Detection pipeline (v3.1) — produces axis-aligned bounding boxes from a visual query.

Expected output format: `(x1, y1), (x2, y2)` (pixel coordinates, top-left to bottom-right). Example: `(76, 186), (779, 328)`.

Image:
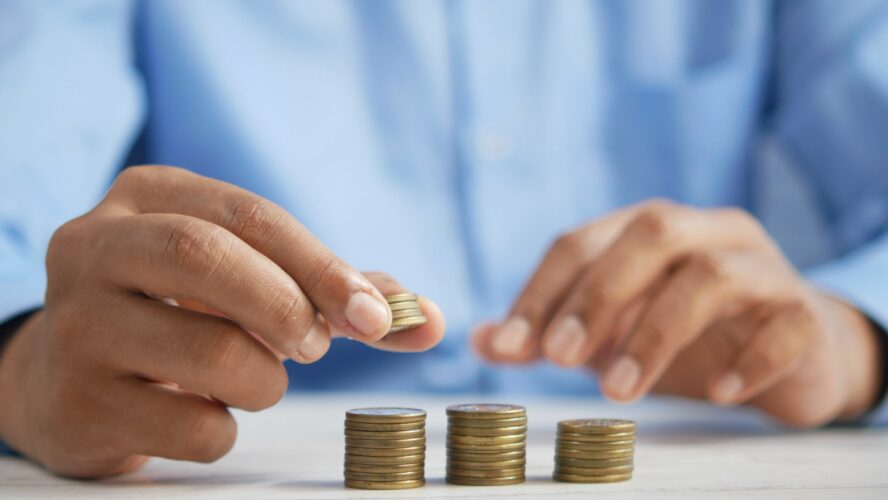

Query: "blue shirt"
(1, 1), (887, 420)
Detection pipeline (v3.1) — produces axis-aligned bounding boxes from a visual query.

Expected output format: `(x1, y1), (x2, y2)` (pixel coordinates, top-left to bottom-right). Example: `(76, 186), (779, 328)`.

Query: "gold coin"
(346, 436), (425, 449)
(557, 430), (635, 442)
(446, 404), (526, 419)
(446, 441), (525, 453)
(446, 475), (525, 486)
(447, 433), (526, 446)
(558, 419), (636, 434)
(345, 428), (425, 439)
(554, 464), (634, 476)
(448, 425), (527, 436)
(345, 462), (424, 474)
(555, 447), (634, 460)
(555, 438), (634, 449)
(553, 472), (632, 483)
(384, 293), (418, 303)
(448, 416), (527, 428)
(345, 453), (425, 466)
(391, 308), (424, 319)
(346, 407), (426, 424)
(389, 316), (428, 333)
(446, 466), (525, 478)
(345, 470), (424, 481)
(344, 478), (424, 490)
(345, 420), (425, 432)
(446, 449), (526, 462)
(345, 445), (426, 457)
(555, 456), (633, 468)
(447, 458), (526, 470)
(388, 300), (421, 311)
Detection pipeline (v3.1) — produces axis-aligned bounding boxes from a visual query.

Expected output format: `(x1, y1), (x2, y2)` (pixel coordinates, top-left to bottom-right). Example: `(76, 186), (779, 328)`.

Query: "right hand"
(0, 166), (445, 478)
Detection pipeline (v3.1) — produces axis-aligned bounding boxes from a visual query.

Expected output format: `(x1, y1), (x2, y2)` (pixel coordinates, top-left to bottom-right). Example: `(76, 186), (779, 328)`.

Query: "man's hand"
(473, 200), (883, 427)
(0, 166), (445, 478)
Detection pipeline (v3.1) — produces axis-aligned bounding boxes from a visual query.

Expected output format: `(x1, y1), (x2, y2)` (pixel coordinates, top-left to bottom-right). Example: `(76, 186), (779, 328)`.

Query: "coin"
(447, 416), (528, 428)
(555, 456), (633, 468)
(344, 478), (425, 490)
(555, 447), (634, 460)
(344, 420), (426, 431)
(446, 404), (526, 419)
(554, 464), (634, 476)
(446, 475), (525, 486)
(558, 419), (636, 434)
(384, 293), (418, 303)
(346, 436), (425, 449)
(446, 466), (525, 478)
(447, 458), (526, 470)
(345, 470), (424, 481)
(446, 449), (526, 462)
(345, 453), (425, 466)
(389, 316), (428, 329)
(556, 431), (635, 442)
(447, 425), (527, 436)
(391, 308), (424, 319)
(388, 301), (421, 311)
(346, 408), (426, 424)
(447, 433), (526, 446)
(446, 440), (526, 453)
(345, 462), (425, 474)
(345, 428), (425, 439)
(554, 439), (635, 450)
(345, 445), (426, 457)
(553, 472), (632, 483)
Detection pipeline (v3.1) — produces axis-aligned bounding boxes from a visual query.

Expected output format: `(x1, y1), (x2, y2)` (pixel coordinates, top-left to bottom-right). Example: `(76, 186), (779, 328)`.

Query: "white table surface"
(2, 393), (886, 499)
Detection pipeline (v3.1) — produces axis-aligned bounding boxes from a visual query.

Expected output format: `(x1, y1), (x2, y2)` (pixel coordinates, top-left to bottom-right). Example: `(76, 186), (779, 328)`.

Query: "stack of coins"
(385, 293), (427, 333)
(553, 419), (636, 483)
(446, 404), (527, 486)
(344, 408), (426, 490)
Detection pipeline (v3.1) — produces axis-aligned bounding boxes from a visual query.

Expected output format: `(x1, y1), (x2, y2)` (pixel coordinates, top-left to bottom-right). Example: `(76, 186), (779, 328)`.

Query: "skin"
(473, 200), (884, 428)
(0, 166), (445, 478)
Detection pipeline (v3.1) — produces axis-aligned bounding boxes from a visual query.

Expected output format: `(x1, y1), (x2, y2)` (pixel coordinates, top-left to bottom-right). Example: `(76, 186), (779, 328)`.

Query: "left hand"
(472, 200), (883, 427)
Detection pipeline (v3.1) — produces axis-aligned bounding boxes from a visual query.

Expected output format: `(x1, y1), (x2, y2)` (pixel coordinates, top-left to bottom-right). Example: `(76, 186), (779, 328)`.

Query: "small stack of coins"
(344, 408), (426, 490)
(446, 404), (527, 486)
(553, 418), (636, 483)
(385, 293), (427, 333)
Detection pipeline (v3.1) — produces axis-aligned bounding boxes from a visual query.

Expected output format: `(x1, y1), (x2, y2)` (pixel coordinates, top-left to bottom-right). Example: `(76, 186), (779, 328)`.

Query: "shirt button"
(474, 131), (511, 163)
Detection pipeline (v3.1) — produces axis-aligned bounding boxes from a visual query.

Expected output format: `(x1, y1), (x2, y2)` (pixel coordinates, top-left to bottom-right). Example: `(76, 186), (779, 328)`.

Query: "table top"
(2, 393), (886, 499)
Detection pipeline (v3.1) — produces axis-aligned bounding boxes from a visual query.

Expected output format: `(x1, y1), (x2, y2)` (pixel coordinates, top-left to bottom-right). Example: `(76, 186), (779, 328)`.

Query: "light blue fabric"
(1, 1), (887, 417)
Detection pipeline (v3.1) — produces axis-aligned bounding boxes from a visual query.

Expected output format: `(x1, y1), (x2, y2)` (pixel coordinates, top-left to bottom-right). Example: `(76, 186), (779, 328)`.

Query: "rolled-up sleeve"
(0, 0), (144, 325)
(772, 0), (888, 423)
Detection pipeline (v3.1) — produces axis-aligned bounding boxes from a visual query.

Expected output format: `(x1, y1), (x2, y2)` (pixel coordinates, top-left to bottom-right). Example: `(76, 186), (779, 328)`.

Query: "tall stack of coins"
(446, 404), (527, 486)
(344, 408), (426, 490)
(553, 419), (636, 483)
(385, 293), (427, 333)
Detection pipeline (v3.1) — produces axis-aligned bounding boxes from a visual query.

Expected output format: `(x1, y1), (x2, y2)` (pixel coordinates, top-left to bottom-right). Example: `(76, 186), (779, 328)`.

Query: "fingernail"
(345, 291), (390, 337)
(295, 324), (329, 362)
(603, 356), (641, 398)
(711, 371), (743, 404)
(544, 316), (587, 366)
(491, 317), (531, 357)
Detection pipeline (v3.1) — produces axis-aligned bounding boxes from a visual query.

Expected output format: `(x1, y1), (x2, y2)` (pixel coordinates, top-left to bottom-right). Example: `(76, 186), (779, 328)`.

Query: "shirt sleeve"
(771, 0), (888, 424)
(0, 0), (144, 325)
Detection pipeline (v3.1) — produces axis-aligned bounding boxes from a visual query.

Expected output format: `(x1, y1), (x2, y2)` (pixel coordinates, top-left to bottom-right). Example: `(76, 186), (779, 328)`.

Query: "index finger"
(105, 166), (392, 341)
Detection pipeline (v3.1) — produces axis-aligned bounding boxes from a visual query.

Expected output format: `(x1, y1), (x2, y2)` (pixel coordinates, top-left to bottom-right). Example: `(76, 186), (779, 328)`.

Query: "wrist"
(0, 310), (41, 454)
(821, 296), (884, 421)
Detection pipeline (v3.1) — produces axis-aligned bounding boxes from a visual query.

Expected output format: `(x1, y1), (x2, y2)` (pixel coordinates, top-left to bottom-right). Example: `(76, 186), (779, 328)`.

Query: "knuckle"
(630, 208), (674, 243)
(579, 278), (619, 314)
(187, 409), (236, 463)
(301, 253), (342, 296)
(205, 331), (247, 374)
(550, 232), (585, 260)
(46, 218), (86, 273)
(686, 252), (729, 284)
(635, 324), (671, 356)
(229, 198), (285, 242)
(266, 286), (312, 330)
(162, 221), (230, 278)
